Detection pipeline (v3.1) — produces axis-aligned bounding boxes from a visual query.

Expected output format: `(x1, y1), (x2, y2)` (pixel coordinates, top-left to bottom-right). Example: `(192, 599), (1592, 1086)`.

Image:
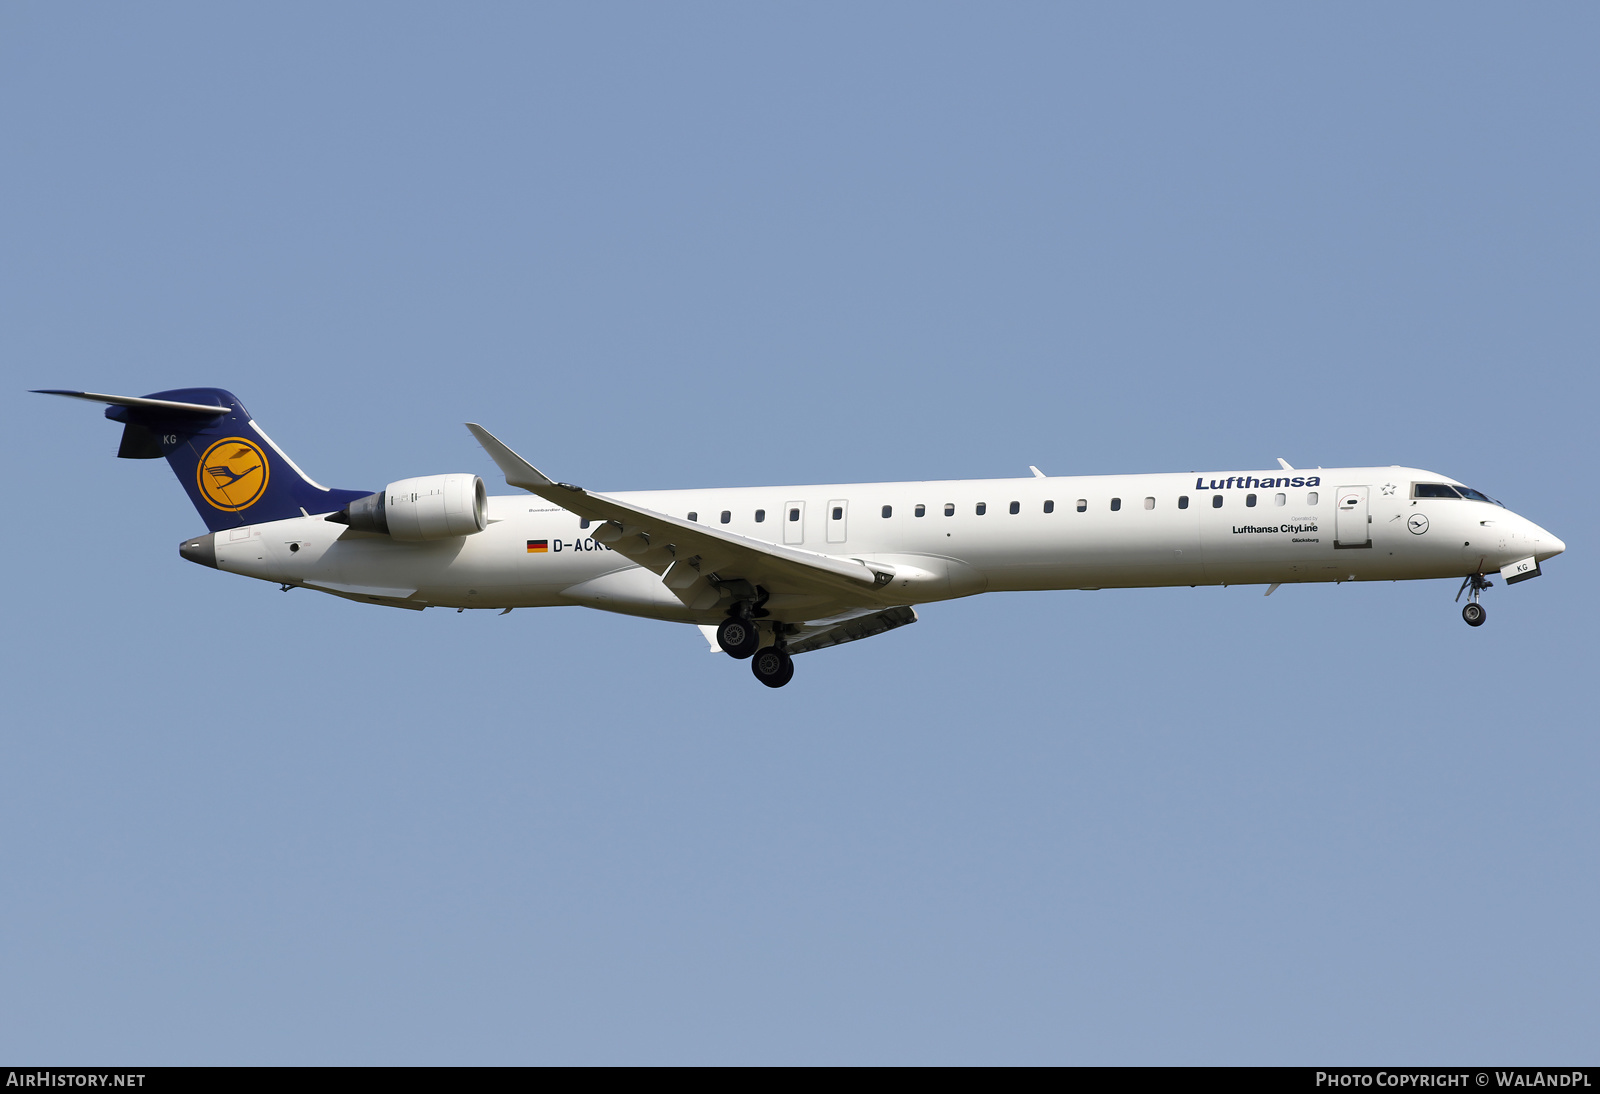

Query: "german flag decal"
(527, 540), (548, 553)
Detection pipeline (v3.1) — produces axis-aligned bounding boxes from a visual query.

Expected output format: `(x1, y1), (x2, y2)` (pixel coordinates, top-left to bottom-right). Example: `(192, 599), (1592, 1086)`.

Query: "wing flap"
(787, 605), (919, 656)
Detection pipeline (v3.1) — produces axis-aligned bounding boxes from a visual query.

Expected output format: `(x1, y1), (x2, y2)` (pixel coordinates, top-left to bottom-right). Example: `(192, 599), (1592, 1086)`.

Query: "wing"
(467, 423), (896, 612)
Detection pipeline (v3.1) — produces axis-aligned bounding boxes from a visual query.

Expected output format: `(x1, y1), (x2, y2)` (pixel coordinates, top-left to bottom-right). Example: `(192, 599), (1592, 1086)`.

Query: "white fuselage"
(204, 466), (1565, 623)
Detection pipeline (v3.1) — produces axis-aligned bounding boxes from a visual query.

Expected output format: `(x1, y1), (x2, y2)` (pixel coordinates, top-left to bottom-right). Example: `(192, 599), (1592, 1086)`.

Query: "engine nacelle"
(329, 474), (487, 541)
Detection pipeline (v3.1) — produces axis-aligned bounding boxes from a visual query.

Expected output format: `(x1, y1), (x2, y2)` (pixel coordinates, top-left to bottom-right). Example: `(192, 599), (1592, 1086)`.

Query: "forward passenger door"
(1335, 486), (1370, 548)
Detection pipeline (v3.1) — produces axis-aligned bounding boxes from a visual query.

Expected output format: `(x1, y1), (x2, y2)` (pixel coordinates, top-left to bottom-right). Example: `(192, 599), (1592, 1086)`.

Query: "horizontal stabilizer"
(32, 389), (229, 417)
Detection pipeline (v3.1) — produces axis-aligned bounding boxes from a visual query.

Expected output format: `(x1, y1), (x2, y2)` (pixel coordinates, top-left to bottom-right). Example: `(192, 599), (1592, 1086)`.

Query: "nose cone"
(179, 532), (218, 569)
(1524, 520), (1565, 561)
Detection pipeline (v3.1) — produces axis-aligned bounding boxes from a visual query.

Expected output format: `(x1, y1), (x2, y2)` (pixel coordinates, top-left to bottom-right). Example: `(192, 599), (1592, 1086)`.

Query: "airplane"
(33, 387), (1566, 688)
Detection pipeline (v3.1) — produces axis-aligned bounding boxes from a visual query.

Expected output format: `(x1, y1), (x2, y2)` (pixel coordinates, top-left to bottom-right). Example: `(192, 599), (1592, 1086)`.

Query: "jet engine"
(328, 474), (487, 541)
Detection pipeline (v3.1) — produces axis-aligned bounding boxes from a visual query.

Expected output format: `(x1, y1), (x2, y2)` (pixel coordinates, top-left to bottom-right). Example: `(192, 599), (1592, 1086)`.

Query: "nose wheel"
(1456, 572), (1492, 627)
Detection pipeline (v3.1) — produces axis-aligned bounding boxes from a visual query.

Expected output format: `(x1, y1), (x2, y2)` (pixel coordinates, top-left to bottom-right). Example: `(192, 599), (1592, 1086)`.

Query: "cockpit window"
(1413, 482), (1502, 505)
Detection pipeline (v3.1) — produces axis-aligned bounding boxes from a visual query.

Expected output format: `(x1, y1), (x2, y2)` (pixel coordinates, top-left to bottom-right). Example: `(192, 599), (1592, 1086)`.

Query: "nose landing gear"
(1456, 572), (1492, 627)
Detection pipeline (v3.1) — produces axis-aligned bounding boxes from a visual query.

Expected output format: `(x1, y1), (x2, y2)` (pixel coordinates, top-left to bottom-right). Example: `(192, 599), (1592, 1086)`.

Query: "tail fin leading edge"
(34, 387), (371, 531)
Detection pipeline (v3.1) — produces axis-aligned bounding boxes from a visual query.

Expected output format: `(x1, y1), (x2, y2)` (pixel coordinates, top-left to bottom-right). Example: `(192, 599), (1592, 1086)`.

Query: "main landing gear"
(715, 616), (760, 659)
(716, 592), (795, 686)
(750, 645), (795, 688)
(1456, 572), (1492, 627)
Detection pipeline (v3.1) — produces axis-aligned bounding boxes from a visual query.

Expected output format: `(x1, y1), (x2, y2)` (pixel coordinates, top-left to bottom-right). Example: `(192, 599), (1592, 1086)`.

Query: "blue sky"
(2, 3), (1595, 1064)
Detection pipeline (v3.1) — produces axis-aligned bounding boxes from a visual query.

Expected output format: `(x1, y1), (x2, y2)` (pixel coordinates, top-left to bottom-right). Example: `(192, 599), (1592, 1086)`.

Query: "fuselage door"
(783, 501), (806, 545)
(826, 499), (848, 544)
(1335, 486), (1370, 548)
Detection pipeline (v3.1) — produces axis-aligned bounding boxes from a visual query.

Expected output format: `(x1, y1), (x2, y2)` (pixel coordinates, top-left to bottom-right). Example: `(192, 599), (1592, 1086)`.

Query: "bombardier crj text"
(36, 388), (1566, 688)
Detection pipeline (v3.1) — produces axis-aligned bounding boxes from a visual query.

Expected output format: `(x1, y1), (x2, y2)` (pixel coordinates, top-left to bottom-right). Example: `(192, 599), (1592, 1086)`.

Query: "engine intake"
(328, 474), (487, 541)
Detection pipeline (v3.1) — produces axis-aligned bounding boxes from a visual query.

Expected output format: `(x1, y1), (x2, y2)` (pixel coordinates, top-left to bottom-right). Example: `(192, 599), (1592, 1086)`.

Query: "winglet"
(1029, 465), (1046, 479)
(1276, 458), (1294, 471)
(465, 424), (556, 492)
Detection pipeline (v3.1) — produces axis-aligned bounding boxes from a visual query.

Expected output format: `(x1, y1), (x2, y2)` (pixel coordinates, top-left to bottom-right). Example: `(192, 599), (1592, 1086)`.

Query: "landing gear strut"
(1456, 572), (1491, 627)
(751, 645), (794, 688)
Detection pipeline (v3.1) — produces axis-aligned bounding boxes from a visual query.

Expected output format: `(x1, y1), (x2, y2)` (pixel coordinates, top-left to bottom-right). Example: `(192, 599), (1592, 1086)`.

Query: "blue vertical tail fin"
(33, 388), (371, 531)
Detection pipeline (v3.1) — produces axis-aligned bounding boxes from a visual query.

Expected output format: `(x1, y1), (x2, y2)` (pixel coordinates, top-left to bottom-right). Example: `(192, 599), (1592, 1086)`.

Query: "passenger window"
(688, 511), (698, 522)
(755, 509), (765, 523)
(1307, 492), (1318, 506)
(1009, 500), (1020, 514)
(720, 510), (731, 524)
(975, 502), (987, 516)
(1178, 496), (1189, 509)
(1144, 497), (1154, 510)
(1212, 495), (1223, 508)
(788, 508), (800, 522)
(1043, 500), (1055, 513)
(1273, 493), (1285, 507)
(944, 503), (955, 516)
(915, 504), (926, 517)
(1246, 493), (1257, 507)
(1076, 499), (1087, 512)
(832, 507), (843, 520)
(881, 505), (892, 519)
(579, 518), (590, 529)
(1110, 498), (1121, 511)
